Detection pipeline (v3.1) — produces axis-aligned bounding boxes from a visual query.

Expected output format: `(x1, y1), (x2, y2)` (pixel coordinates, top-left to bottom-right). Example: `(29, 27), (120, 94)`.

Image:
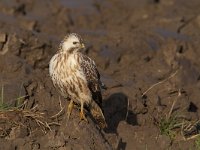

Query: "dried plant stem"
(125, 98), (129, 121)
(1, 85), (4, 104)
(184, 134), (200, 140)
(142, 69), (179, 97)
(167, 89), (181, 120)
(50, 97), (64, 118)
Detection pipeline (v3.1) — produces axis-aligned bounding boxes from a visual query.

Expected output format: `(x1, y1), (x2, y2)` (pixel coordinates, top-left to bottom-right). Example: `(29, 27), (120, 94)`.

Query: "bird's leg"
(80, 101), (88, 122)
(67, 100), (74, 119)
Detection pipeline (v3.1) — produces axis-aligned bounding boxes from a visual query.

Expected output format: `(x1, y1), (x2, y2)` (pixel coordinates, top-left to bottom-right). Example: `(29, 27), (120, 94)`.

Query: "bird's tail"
(90, 101), (107, 129)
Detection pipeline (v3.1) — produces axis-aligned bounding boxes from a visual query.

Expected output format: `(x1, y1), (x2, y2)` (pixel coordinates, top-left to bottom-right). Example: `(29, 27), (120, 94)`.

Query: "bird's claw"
(80, 111), (88, 123)
(67, 100), (74, 120)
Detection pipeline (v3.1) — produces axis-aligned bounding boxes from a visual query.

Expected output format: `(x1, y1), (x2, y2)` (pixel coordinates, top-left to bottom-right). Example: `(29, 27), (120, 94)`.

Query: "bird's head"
(60, 33), (85, 53)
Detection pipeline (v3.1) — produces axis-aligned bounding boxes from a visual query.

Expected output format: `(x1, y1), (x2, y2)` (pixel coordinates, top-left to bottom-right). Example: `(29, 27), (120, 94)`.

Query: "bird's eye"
(73, 42), (78, 45)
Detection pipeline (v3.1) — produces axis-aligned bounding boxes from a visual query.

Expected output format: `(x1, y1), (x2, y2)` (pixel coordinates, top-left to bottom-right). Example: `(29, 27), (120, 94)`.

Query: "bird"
(49, 33), (107, 128)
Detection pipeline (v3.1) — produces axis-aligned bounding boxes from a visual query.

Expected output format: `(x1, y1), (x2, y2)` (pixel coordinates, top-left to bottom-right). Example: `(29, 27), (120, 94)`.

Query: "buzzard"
(49, 33), (107, 128)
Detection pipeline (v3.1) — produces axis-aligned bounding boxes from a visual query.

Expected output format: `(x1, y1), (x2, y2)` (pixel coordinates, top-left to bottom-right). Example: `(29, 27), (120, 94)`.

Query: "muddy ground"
(0, 0), (200, 149)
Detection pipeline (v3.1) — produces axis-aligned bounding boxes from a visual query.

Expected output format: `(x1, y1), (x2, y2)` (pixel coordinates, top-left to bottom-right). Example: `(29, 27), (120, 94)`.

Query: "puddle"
(0, 13), (16, 24)
(80, 29), (107, 36)
(146, 38), (160, 51)
(59, 0), (97, 14)
(155, 28), (190, 41)
(100, 47), (115, 58)
(100, 46), (121, 63)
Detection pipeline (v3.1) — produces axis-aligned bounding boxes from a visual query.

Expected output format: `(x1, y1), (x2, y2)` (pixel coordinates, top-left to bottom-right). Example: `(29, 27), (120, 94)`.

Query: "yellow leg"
(67, 100), (74, 119)
(80, 101), (88, 122)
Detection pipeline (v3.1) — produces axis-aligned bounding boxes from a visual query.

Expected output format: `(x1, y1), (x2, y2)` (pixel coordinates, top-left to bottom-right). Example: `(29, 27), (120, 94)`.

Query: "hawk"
(49, 33), (107, 128)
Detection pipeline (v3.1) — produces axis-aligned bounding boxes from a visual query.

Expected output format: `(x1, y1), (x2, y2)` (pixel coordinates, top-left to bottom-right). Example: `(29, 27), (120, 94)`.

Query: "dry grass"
(50, 96), (65, 119)
(142, 69), (179, 97)
(0, 105), (53, 137)
(143, 71), (200, 141)
(0, 84), (60, 138)
(157, 89), (200, 141)
(195, 136), (200, 149)
(0, 85), (26, 111)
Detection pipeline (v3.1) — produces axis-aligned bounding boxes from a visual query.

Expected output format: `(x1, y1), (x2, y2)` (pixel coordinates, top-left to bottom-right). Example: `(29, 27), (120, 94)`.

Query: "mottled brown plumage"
(49, 33), (107, 128)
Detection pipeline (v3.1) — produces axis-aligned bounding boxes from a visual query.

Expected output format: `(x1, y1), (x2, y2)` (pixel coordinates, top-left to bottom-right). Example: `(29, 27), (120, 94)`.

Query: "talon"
(80, 111), (88, 122)
(80, 101), (88, 122)
(67, 100), (74, 119)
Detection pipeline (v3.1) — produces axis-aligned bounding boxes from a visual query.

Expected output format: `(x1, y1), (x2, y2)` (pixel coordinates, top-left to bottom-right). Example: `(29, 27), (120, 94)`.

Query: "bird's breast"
(49, 52), (91, 103)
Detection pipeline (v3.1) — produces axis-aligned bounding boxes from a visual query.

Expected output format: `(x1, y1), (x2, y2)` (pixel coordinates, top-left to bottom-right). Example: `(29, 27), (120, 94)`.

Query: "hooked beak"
(81, 43), (85, 49)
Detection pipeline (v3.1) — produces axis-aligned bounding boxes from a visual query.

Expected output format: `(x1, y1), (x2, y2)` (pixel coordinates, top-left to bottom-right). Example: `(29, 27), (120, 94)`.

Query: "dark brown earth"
(1, 0), (200, 149)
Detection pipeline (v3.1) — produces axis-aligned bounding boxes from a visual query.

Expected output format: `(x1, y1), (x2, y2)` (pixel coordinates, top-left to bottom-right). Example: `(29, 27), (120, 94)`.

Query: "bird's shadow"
(103, 92), (137, 133)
